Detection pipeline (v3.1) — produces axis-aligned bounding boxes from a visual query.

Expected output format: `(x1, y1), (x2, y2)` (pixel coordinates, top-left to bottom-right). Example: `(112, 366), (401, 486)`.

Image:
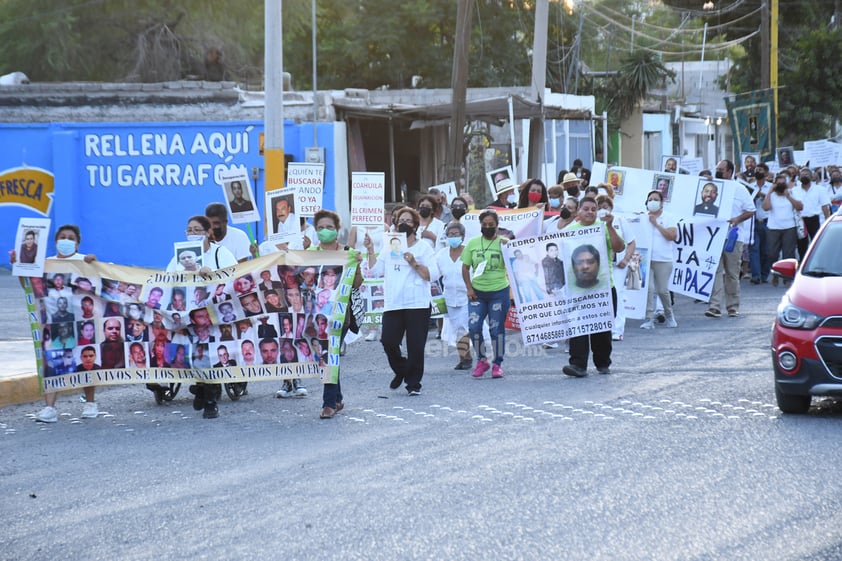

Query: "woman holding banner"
(10, 225), (99, 423)
(161, 215), (237, 420)
(307, 209), (363, 419)
(365, 208), (437, 396)
(639, 191), (679, 330)
(461, 210), (511, 379)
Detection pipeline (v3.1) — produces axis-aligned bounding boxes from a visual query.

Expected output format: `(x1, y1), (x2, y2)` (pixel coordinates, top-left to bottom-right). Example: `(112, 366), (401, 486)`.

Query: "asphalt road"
(3, 276), (842, 561)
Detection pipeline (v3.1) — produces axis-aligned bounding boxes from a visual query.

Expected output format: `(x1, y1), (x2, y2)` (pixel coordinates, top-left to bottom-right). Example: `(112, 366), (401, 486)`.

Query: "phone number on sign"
(525, 321), (613, 344)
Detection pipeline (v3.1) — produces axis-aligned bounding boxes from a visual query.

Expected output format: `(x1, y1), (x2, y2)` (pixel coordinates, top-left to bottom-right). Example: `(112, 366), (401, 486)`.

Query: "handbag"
(793, 208), (807, 240)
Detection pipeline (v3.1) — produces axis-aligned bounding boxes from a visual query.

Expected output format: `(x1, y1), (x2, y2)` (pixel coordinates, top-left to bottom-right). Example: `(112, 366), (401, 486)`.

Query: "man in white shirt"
(706, 160), (755, 319)
(794, 169), (830, 260)
(205, 203), (252, 262)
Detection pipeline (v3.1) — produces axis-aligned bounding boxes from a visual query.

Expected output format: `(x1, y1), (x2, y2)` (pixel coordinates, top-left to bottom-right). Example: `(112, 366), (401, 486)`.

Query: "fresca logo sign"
(0, 167), (54, 216)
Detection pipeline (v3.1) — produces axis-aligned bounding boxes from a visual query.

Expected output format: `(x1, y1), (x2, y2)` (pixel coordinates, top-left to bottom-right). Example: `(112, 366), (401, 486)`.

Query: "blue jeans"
(469, 287), (511, 366)
(322, 324), (349, 408)
(749, 219), (769, 281)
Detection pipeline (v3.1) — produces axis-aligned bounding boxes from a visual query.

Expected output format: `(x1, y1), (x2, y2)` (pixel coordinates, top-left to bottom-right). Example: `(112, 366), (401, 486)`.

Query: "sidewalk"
(0, 269), (41, 407)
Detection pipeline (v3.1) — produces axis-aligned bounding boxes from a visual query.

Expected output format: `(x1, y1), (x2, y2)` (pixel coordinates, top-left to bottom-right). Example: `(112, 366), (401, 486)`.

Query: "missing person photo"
(693, 179), (723, 217)
(661, 155), (680, 173)
(652, 174), (675, 203)
(226, 179), (255, 213)
(606, 169), (625, 195)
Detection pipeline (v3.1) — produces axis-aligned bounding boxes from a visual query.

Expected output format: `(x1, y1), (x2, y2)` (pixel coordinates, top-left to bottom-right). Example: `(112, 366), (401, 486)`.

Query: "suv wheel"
(775, 386), (811, 414)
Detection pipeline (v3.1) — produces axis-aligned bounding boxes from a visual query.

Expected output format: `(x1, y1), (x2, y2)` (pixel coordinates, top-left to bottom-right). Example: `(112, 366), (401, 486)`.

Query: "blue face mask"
(56, 239), (77, 256)
(446, 236), (463, 248)
(548, 197), (561, 208)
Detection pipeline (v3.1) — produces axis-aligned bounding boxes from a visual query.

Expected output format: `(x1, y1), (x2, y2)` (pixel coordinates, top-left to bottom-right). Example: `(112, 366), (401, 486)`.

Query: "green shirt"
(461, 235), (510, 292)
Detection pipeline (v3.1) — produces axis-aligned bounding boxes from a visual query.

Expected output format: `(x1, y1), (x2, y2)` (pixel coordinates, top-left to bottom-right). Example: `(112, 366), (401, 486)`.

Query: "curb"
(0, 372), (42, 408)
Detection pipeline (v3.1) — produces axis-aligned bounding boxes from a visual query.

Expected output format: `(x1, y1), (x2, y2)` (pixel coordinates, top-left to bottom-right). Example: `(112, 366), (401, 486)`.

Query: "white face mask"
(56, 239), (77, 256)
(186, 234), (205, 242)
(597, 209), (608, 220)
(507, 193), (517, 204)
(646, 200), (661, 212)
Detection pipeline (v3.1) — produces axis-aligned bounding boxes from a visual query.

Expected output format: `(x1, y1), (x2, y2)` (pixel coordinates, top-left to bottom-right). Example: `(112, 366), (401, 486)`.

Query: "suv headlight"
(777, 300), (823, 329)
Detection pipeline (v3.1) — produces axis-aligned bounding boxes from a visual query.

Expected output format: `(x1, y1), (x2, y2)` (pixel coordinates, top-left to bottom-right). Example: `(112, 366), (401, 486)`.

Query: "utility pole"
(527, 0), (549, 180)
(264, 0), (284, 193)
(445, 0), (475, 186)
(761, 0), (769, 89)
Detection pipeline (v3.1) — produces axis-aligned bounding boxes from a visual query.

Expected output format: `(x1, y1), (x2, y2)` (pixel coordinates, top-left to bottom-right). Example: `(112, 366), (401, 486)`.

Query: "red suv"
(771, 213), (842, 413)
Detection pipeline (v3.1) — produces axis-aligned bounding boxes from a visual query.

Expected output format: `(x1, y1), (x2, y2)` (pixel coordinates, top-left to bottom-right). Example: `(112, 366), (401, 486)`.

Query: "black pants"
(568, 287), (617, 370)
(796, 215), (820, 260)
(381, 307), (431, 392)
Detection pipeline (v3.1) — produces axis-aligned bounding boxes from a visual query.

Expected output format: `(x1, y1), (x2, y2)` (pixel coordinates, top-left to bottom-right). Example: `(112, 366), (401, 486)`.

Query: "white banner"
(350, 172), (385, 228)
(287, 162), (325, 217)
(669, 217), (728, 301)
(462, 208), (543, 241)
(503, 225), (613, 346)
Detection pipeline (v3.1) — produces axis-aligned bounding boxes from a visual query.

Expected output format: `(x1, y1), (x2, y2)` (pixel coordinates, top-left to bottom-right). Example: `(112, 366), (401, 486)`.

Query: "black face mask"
(397, 222), (415, 235)
(560, 207), (572, 220)
(418, 207), (432, 218)
(212, 227), (224, 240)
(800, 176), (811, 185)
(714, 171), (726, 179)
(481, 226), (497, 239)
(775, 182), (787, 193)
(755, 171), (766, 180)
(567, 187), (580, 198)
(451, 207), (466, 220)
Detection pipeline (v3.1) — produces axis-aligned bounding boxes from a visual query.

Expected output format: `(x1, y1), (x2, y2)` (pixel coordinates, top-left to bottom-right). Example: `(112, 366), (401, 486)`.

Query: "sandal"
(320, 406), (336, 419)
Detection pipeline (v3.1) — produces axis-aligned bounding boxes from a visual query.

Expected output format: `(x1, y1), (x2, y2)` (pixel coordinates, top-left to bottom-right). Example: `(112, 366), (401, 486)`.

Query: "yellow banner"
(0, 167), (54, 216)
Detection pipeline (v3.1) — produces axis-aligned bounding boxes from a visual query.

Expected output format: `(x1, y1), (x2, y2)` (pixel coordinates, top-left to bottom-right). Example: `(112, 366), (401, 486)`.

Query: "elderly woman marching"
(435, 221), (472, 370)
(364, 207), (438, 395)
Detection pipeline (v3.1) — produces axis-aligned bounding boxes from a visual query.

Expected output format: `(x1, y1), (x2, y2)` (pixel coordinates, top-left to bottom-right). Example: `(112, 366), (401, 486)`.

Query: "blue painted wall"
(1, 120), (338, 269)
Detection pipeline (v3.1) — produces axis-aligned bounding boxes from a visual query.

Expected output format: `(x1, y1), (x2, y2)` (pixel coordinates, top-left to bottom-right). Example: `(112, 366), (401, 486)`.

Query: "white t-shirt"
(218, 227), (252, 261)
(796, 183), (830, 218)
(371, 241), (438, 311)
(435, 246), (468, 307)
(731, 183), (757, 244)
(648, 211), (679, 262)
(766, 189), (802, 230)
(417, 217), (444, 248)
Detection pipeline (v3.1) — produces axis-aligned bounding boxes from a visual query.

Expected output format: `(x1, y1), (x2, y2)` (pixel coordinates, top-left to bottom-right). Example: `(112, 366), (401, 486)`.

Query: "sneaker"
(472, 359), (490, 378)
(727, 309), (740, 318)
(203, 403), (219, 419)
(275, 380), (293, 398)
(612, 333), (623, 341)
(36, 406), (58, 423)
(189, 384), (206, 410)
(491, 364), (504, 379)
(454, 358), (473, 370)
(665, 315), (678, 328)
(292, 379), (308, 397)
(320, 406), (336, 419)
(542, 342), (559, 349)
(389, 374), (404, 390)
(562, 364), (588, 378)
(364, 331), (378, 342)
(640, 319), (655, 329)
(407, 389), (421, 396)
(705, 308), (722, 318)
(81, 401), (98, 418)
(750, 277), (761, 285)
(596, 366), (611, 375)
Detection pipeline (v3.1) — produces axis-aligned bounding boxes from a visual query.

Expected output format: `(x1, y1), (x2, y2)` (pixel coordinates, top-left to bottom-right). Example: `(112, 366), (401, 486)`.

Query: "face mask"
(212, 227), (224, 240)
(567, 187), (580, 197)
(560, 207), (572, 220)
(527, 192), (543, 204)
(597, 209), (609, 220)
(451, 207), (466, 220)
(548, 198), (561, 208)
(800, 176), (810, 184)
(646, 200), (661, 212)
(56, 239), (77, 256)
(397, 222), (415, 235)
(481, 226), (497, 239)
(446, 236), (463, 248)
(507, 194), (517, 205)
(755, 171), (766, 180)
(418, 207), (432, 218)
(187, 234), (205, 242)
(317, 228), (338, 243)
(714, 171), (725, 179)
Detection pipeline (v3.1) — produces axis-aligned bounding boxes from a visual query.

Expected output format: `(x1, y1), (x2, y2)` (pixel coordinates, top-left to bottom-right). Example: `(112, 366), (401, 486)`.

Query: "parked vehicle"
(771, 213), (842, 413)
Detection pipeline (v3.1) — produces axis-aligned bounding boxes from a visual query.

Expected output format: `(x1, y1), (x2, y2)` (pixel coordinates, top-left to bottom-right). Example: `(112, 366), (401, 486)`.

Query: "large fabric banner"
(462, 208), (544, 241)
(726, 88), (777, 165)
(502, 225), (613, 346)
(27, 251), (356, 392)
(669, 217), (728, 300)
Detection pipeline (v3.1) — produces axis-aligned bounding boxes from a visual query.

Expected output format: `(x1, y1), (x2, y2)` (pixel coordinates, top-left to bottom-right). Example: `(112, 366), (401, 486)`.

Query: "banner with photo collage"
(25, 250), (356, 392)
(502, 225), (613, 346)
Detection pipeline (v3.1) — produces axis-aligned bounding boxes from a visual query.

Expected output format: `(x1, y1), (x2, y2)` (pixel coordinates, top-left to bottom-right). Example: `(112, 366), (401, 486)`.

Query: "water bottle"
(724, 225), (739, 252)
